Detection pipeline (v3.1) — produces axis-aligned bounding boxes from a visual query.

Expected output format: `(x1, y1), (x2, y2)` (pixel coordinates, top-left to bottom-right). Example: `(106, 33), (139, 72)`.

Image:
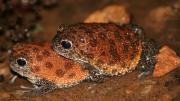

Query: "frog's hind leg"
(137, 39), (159, 78)
(83, 63), (105, 83)
(120, 23), (145, 40)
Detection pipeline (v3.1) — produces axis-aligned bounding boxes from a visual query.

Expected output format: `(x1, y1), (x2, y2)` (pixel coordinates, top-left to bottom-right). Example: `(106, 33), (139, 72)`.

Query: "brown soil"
(0, 0), (179, 101)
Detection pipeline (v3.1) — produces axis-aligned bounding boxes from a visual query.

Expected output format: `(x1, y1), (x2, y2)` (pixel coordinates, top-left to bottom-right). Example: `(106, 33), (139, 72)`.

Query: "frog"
(52, 23), (158, 79)
(9, 43), (90, 96)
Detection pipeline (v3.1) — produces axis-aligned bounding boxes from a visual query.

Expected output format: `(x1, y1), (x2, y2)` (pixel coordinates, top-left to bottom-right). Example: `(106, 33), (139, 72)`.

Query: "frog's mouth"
(10, 63), (29, 78)
(10, 63), (40, 84)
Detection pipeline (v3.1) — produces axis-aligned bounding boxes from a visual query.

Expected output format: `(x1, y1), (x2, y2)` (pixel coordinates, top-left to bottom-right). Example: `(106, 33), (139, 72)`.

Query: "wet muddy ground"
(0, 0), (180, 101)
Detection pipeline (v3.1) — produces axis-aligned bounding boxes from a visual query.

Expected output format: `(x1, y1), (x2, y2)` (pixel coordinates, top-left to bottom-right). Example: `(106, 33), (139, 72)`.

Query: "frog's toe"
(20, 85), (38, 90)
(138, 71), (151, 80)
(9, 75), (18, 84)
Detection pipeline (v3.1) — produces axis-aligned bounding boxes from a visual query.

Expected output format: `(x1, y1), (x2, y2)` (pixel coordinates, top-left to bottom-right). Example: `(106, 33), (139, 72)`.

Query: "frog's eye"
(16, 58), (27, 67)
(61, 40), (72, 49)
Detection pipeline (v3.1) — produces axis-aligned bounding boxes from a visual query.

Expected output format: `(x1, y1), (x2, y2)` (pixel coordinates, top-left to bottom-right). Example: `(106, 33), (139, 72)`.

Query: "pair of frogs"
(9, 23), (158, 96)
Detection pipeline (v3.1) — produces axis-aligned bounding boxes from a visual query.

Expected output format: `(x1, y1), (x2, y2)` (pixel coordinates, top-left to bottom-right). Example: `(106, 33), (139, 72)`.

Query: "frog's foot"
(20, 85), (38, 90)
(137, 39), (159, 78)
(20, 79), (58, 97)
(88, 72), (105, 83)
(138, 71), (151, 80)
(16, 85), (37, 95)
(83, 63), (105, 83)
(9, 75), (18, 84)
(22, 85), (57, 97)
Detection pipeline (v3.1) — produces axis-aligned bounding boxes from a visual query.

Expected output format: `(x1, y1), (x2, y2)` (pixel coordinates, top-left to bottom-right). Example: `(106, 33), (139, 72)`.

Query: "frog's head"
(9, 43), (41, 83)
(52, 23), (93, 64)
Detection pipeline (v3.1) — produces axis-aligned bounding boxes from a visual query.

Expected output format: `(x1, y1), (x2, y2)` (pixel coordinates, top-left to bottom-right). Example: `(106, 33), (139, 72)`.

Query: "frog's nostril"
(16, 58), (27, 67)
(61, 40), (72, 49)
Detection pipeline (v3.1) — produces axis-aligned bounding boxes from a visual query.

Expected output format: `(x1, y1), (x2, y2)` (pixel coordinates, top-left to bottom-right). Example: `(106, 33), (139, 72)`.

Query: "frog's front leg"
(83, 63), (105, 83)
(24, 85), (57, 97)
(24, 79), (58, 96)
(137, 39), (159, 79)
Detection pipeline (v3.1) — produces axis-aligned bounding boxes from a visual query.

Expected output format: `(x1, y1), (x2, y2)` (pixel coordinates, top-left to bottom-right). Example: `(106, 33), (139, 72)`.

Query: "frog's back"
(53, 23), (144, 75)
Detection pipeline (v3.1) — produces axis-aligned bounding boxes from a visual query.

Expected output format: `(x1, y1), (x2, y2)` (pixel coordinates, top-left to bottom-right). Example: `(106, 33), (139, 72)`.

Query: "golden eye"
(61, 40), (72, 49)
(16, 58), (27, 67)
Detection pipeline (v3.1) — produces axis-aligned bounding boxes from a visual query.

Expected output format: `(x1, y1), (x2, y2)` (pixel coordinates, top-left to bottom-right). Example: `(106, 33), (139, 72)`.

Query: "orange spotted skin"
(10, 43), (89, 88)
(53, 23), (144, 75)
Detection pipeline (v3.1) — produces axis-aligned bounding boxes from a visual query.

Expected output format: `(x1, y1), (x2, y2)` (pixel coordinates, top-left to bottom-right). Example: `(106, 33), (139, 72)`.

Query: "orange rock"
(153, 46), (180, 77)
(84, 5), (130, 24)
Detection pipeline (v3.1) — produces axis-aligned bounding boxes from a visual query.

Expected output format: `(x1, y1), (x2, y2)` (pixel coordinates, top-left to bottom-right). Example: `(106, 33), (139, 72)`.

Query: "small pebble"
(85, 5), (130, 24)
(153, 46), (180, 77)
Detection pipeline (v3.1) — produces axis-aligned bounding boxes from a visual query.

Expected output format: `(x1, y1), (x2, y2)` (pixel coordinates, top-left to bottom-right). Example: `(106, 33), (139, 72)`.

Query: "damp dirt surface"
(0, 0), (180, 101)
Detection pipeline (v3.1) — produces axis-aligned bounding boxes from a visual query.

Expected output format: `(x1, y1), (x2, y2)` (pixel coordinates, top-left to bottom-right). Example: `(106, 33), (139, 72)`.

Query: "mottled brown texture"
(32, 47), (39, 52)
(10, 43), (89, 86)
(31, 66), (40, 73)
(56, 69), (65, 78)
(36, 55), (43, 61)
(53, 23), (143, 75)
(68, 73), (76, 78)
(64, 61), (74, 70)
(42, 50), (50, 56)
(45, 62), (53, 69)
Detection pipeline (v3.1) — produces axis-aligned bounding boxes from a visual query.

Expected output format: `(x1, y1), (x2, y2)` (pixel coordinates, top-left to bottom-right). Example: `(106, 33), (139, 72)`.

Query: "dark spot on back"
(45, 62), (53, 69)
(101, 51), (106, 56)
(68, 73), (76, 78)
(123, 43), (129, 52)
(64, 61), (73, 70)
(36, 55), (43, 61)
(114, 31), (121, 42)
(108, 40), (120, 64)
(42, 50), (50, 56)
(89, 39), (97, 47)
(32, 47), (39, 52)
(56, 69), (65, 78)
